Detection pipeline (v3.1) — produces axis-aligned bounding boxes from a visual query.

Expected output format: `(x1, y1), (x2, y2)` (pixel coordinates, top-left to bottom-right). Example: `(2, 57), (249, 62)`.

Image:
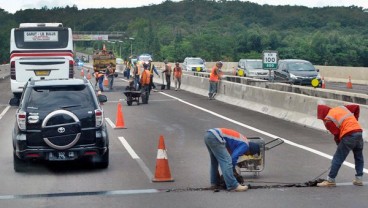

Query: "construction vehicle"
(92, 44), (116, 73)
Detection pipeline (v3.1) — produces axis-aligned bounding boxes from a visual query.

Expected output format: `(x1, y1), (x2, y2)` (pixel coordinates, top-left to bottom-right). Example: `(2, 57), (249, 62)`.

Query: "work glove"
(334, 136), (340, 145)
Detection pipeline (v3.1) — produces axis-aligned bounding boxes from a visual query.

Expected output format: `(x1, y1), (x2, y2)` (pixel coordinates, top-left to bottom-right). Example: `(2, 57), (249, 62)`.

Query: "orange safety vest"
(94, 71), (104, 78)
(208, 128), (248, 144)
(140, 70), (151, 85)
(209, 66), (220, 82)
(174, 66), (182, 78)
(325, 106), (362, 139)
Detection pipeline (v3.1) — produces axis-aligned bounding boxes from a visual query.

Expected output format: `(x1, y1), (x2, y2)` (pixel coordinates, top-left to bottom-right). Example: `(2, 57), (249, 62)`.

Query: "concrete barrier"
(0, 64), (9, 79)
(153, 73), (368, 141)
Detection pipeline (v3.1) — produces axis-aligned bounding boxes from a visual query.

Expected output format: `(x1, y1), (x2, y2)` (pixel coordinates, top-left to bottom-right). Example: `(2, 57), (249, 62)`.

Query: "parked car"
(273, 59), (321, 86)
(182, 57), (206, 72)
(10, 78), (109, 172)
(237, 59), (272, 79)
(138, 54), (152, 63)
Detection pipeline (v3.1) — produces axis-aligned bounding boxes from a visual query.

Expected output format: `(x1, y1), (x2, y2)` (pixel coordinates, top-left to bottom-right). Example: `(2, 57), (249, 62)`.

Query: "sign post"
(262, 50), (278, 81)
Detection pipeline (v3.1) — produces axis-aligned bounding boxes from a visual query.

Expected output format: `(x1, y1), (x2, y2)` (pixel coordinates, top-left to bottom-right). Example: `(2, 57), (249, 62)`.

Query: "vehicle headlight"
(289, 73), (298, 79)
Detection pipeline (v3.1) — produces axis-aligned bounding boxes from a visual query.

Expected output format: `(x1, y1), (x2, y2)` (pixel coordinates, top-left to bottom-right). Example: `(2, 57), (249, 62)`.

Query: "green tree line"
(0, 0), (367, 66)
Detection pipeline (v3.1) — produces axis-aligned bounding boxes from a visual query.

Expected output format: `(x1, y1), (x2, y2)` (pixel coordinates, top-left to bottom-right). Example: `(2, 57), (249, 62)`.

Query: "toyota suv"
(10, 78), (109, 172)
(182, 57), (206, 72)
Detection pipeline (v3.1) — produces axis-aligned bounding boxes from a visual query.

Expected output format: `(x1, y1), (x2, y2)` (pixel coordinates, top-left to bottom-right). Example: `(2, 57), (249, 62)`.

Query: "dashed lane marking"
(160, 92), (368, 174)
(0, 105), (10, 120)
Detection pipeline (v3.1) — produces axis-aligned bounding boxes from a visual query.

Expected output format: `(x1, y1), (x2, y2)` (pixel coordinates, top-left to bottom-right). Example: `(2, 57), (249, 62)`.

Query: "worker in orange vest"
(317, 104), (364, 187)
(208, 61), (223, 100)
(140, 63), (151, 104)
(94, 70), (105, 92)
(133, 60), (141, 90)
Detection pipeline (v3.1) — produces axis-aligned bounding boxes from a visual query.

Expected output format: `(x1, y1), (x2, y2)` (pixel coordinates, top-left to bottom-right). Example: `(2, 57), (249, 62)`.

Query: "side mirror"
(9, 97), (20, 106)
(97, 94), (108, 103)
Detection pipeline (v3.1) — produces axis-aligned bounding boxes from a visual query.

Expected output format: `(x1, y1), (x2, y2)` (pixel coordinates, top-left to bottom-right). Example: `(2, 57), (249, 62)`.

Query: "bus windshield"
(14, 28), (69, 49)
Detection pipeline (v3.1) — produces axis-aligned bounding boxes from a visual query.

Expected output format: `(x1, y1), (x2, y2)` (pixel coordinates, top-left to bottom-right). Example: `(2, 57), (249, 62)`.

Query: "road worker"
(133, 60), (141, 90)
(148, 59), (160, 93)
(94, 70), (105, 92)
(162, 60), (172, 90)
(317, 104), (364, 187)
(204, 128), (260, 192)
(208, 61), (223, 99)
(140, 63), (151, 104)
(173, 62), (183, 91)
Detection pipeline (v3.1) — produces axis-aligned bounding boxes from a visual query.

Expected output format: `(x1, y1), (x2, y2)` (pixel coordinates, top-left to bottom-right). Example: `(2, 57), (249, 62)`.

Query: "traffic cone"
(115, 101), (126, 129)
(152, 135), (174, 182)
(87, 71), (91, 80)
(104, 76), (109, 87)
(321, 76), (326, 89)
(80, 68), (84, 77)
(346, 76), (353, 89)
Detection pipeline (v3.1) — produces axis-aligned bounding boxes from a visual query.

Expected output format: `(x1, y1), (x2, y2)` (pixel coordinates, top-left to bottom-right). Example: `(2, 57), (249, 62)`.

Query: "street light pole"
(129, 37), (134, 57)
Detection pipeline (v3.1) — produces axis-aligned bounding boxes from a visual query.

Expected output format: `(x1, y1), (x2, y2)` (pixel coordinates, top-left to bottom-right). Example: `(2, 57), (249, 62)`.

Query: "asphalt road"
(0, 68), (367, 208)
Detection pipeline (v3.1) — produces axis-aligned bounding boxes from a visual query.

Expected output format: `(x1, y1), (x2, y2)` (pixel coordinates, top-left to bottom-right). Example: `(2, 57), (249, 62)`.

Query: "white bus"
(10, 23), (74, 97)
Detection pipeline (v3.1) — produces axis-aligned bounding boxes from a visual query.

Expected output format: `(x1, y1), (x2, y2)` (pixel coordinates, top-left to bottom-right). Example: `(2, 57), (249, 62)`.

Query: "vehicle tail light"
(10, 61), (16, 80)
(84, 151), (97, 156)
(69, 60), (74, 78)
(17, 111), (26, 130)
(95, 110), (103, 127)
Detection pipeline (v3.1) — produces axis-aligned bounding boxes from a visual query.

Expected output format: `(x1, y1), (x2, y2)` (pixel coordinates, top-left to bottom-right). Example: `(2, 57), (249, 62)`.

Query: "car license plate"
(34, 70), (50, 76)
(48, 151), (75, 161)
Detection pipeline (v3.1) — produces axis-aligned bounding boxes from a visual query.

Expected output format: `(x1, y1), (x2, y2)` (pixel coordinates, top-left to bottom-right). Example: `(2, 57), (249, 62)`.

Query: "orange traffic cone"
(80, 68), (84, 77)
(321, 76), (326, 89)
(346, 76), (353, 89)
(152, 135), (174, 182)
(87, 70), (91, 80)
(103, 76), (109, 87)
(115, 101), (126, 129)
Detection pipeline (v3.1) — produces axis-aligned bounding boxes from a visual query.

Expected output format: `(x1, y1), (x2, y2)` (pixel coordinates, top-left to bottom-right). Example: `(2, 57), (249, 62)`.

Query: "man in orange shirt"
(209, 61), (223, 99)
(173, 62), (182, 91)
(317, 104), (364, 187)
(140, 63), (151, 104)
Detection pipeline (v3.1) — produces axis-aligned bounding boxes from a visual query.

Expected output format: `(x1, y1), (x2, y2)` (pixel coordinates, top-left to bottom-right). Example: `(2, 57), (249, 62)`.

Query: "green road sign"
(262, 50), (278, 69)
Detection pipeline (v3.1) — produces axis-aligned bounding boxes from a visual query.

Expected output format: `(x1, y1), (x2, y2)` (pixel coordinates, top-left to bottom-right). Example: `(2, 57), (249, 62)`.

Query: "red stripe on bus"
(10, 52), (73, 59)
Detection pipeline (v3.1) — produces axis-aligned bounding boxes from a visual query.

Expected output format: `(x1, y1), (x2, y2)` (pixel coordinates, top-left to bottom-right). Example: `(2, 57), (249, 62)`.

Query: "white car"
(182, 57), (206, 72)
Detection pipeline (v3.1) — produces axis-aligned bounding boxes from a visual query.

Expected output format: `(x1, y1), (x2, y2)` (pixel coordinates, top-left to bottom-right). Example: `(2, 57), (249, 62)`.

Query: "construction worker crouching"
(140, 63), (151, 104)
(94, 70), (105, 92)
(204, 128), (260, 192)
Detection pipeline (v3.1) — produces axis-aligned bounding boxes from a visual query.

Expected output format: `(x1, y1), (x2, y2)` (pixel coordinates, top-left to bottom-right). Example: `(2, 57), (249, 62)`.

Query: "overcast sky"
(0, 0), (367, 14)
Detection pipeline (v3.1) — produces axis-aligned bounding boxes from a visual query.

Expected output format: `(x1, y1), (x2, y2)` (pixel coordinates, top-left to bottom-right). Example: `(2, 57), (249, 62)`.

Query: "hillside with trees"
(1, 0), (367, 66)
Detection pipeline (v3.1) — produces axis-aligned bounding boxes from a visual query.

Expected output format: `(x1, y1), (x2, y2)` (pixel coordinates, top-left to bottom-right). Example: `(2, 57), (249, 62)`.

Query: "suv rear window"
(25, 85), (96, 110)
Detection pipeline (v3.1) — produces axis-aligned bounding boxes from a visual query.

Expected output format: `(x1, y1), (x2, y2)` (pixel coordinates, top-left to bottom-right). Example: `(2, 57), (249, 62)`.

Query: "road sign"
(262, 50), (278, 69)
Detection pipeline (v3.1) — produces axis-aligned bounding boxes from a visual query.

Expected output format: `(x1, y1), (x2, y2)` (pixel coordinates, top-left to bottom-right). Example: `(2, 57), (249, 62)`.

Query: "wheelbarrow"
(236, 137), (284, 176)
(123, 86), (141, 106)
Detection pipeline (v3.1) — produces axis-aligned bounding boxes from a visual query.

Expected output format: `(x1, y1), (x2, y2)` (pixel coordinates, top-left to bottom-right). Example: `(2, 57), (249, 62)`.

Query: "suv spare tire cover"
(42, 109), (81, 150)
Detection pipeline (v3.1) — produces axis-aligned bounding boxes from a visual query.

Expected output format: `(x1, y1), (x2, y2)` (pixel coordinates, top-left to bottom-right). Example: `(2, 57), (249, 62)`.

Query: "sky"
(0, 0), (367, 14)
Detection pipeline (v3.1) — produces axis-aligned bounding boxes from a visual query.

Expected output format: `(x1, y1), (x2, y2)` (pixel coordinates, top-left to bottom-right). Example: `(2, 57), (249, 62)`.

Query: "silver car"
(237, 59), (271, 79)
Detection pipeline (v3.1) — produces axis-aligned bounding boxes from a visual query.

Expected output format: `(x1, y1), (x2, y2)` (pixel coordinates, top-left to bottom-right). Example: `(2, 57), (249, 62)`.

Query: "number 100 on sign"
(263, 51), (278, 69)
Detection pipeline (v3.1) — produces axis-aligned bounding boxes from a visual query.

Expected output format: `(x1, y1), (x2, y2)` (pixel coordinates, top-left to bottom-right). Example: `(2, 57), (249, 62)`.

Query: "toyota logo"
(57, 127), (66, 133)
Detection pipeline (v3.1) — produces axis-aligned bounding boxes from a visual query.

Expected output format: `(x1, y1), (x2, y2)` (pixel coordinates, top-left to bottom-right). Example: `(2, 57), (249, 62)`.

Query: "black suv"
(10, 78), (109, 172)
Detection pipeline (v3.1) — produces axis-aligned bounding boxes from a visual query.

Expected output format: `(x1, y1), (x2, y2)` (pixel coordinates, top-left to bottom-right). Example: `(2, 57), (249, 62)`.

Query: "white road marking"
(118, 136), (154, 181)
(160, 92), (368, 174)
(105, 118), (116, 128)
(0, 105), (11, 120)
(118, 136), (139, 159)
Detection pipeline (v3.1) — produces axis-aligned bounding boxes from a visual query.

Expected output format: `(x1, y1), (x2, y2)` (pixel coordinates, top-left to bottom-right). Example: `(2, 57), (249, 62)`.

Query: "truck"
(92, 44), (116, 73)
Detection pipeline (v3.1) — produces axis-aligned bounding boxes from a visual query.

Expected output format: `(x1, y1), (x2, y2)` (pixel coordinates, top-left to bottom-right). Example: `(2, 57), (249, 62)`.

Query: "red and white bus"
(10, 23), (74, 97)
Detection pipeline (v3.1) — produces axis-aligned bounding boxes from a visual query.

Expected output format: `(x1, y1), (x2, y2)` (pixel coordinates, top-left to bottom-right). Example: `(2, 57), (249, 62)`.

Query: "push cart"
(123, 85), (141, 106)
(236, 137), (284, 176)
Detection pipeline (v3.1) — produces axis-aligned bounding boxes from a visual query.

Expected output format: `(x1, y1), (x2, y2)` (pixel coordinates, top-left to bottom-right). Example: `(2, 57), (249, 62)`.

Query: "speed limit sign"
(262, 50), (278, 69)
